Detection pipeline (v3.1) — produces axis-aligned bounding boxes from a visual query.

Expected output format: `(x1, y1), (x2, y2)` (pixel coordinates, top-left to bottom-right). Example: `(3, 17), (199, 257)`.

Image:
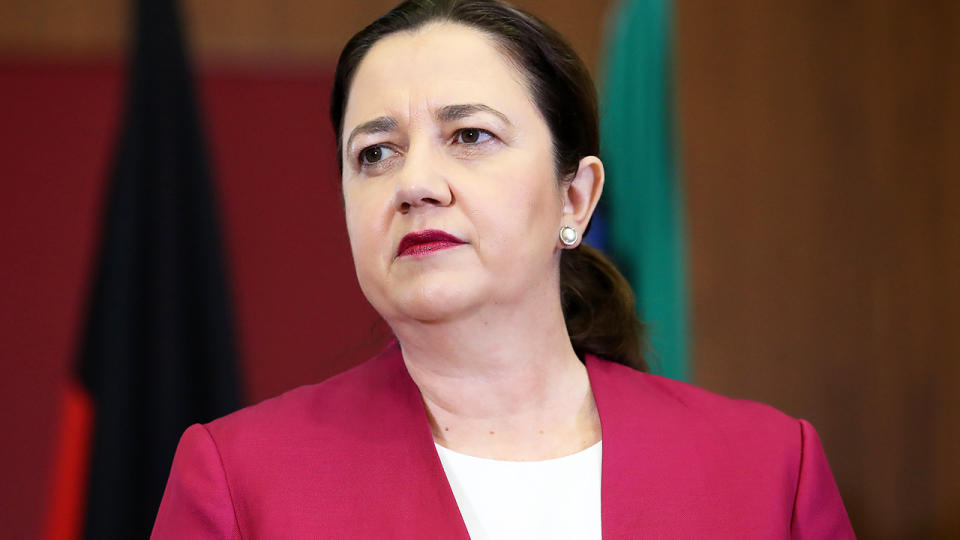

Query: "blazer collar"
(376, 339), (658, 539)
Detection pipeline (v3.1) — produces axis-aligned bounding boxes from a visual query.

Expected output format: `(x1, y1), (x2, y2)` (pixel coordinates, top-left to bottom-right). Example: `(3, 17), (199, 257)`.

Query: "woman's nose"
(393, 151), (453, 213)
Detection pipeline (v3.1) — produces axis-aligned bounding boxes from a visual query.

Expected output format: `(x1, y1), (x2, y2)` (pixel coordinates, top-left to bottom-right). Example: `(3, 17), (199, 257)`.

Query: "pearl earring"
(559, 225), (578, 246)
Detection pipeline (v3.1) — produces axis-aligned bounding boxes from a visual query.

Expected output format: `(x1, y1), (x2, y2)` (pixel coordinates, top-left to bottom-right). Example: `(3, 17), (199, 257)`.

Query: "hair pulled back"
(330, 0), (647, 372)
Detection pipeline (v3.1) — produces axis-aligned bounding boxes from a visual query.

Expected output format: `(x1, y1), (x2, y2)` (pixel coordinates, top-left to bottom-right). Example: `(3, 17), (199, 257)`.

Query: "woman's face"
(341, 22), (566, 323)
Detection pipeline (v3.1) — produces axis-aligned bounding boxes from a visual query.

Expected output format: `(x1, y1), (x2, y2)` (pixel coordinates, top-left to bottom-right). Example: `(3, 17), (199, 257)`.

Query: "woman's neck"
(391, 296), (602, 461)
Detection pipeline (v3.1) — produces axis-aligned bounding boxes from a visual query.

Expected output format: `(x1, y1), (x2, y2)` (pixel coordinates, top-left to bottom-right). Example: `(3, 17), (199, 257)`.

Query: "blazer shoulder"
(592, 358), (798, 435)
(649, 371), (795, 428)
(588, 357), (807, 484)
(590, 358), (859, 536)
(204, 348), (394, 443)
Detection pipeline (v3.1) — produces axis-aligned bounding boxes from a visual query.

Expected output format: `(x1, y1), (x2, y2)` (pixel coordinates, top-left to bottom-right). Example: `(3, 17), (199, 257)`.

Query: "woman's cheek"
(352, 196), (392, 275)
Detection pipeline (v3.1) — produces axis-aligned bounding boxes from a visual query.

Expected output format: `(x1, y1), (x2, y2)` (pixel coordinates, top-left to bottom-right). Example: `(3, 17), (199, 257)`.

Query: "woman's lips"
(397, 229), (467, 257)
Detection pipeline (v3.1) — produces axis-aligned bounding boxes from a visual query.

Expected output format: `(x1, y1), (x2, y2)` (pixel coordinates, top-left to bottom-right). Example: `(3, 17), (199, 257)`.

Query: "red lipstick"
(397, 229), (466, 257)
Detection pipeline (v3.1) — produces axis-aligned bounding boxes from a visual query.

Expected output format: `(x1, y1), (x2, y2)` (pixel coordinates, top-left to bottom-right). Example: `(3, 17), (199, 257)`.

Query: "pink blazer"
(152, 341), (855, 538)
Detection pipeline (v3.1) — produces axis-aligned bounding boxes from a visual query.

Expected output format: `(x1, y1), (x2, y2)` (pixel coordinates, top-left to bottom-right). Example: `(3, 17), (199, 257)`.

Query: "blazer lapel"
(588, 353), (659, 538)
(379, 341), (472, 539)
(586, 354), (716, 538)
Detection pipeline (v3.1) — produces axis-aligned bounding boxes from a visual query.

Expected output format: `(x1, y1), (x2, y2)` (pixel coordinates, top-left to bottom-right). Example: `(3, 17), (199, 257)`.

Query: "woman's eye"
(359, 145), (396, 165)
(455, 128), (493, 144)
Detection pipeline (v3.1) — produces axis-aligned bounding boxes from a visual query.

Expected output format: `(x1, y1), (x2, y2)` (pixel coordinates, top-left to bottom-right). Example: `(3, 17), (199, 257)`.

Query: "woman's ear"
(560, 156), (605, 247)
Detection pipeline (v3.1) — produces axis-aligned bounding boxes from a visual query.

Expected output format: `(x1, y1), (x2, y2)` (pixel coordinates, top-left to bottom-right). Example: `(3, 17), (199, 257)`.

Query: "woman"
(153, 1), (855, 538)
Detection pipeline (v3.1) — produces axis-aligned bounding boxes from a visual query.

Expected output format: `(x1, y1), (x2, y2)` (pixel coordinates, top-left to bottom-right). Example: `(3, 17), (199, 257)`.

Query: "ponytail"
(560, 244), (648, 372)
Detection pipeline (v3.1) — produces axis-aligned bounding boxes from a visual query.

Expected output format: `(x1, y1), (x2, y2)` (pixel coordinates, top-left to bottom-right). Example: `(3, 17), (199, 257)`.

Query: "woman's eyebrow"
(346, 105), (510, 150)
(436, 104), (513, 126)
(346, 116), (399, 151)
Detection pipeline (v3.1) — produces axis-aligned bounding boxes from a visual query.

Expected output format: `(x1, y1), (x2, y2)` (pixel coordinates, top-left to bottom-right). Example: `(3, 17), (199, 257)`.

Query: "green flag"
(600, 0), (689, 380)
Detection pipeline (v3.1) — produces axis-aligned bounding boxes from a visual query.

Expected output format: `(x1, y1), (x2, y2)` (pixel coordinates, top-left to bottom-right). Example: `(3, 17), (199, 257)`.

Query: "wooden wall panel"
(0, 0), (614, 71)
(676, 2), (960, 538)
(0, 0), (126, 57)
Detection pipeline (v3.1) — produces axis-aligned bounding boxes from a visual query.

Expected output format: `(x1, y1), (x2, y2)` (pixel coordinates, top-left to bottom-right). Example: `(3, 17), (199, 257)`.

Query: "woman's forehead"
(343, 22), (533, 127)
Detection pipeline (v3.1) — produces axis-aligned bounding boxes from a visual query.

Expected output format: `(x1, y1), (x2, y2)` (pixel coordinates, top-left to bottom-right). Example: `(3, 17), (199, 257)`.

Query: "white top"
(435, 441), (603, 540)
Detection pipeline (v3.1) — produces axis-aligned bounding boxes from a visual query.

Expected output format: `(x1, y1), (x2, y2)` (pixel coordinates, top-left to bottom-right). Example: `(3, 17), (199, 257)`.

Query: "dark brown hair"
(330, 0), (648, 371)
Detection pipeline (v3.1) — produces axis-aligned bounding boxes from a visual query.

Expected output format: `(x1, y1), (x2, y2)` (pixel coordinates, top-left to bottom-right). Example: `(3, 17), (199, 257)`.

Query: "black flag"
(76, 0), (243, 537)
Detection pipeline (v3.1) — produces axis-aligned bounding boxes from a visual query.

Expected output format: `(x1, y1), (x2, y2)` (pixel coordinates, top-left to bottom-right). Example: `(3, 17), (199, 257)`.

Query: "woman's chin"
(387, 282), (486, 324)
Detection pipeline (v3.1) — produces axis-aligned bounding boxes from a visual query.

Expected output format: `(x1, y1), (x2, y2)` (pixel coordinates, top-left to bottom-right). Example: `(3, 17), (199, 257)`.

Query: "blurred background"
(1, 0), (957, 538)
